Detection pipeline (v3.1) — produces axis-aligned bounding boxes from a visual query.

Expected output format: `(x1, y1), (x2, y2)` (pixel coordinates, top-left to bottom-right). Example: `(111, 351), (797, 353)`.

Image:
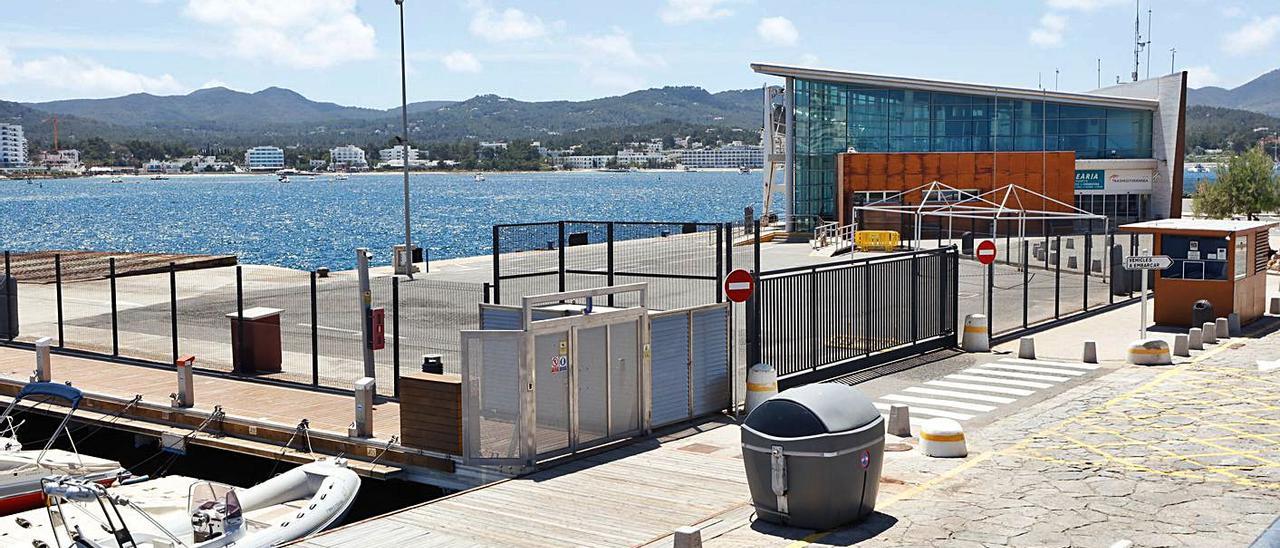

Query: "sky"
(1, 0), (1278, 108)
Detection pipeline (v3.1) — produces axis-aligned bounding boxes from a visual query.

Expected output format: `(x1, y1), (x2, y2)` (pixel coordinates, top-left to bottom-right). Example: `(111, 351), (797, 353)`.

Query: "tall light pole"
(395, 0), (414, 278)
(1169, 48), (1176, 74)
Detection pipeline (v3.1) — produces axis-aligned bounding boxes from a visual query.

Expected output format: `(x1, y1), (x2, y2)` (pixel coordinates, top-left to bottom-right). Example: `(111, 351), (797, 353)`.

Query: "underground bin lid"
(744, 383), (881, 437)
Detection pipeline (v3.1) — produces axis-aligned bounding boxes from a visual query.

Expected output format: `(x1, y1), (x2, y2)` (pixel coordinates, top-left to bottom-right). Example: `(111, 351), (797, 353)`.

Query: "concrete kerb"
(1216, 317), (1230, 339)
(1173, 334), (1189, 357)
(1189, 327), (1203, 350)
(1018, 337), (1036, 360)
(1203, 322), (1218, 344)
(1082, 340), (1098, 363)
(887, 404), (911, 438)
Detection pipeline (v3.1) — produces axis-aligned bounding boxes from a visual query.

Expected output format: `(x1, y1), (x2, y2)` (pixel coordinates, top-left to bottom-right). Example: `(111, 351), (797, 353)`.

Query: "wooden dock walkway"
(4, 250), (237, 283)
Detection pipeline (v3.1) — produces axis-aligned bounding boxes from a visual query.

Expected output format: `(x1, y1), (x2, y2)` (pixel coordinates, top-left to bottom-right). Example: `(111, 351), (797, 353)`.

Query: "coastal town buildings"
(377, 145), (426, 168)
(555, 155), (616, 169)
(676, 142), (764, 169)
(38, 149), (83, 174)
(0, 123), (29, 169)
(329, 145), (368, 170)
(244, 146), (286, 171)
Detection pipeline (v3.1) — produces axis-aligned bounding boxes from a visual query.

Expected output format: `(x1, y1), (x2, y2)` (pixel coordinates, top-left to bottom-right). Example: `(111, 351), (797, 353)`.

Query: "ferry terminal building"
(750, 63), (1188, 233)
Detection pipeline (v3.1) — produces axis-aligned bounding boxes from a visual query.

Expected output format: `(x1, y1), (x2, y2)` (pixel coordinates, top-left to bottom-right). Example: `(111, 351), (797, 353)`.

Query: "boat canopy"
(15, 382), (83, 409)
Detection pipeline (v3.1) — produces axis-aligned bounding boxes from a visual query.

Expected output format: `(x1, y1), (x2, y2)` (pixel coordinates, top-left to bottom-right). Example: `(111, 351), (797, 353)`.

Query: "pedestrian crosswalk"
(875, 356), (1100, 427)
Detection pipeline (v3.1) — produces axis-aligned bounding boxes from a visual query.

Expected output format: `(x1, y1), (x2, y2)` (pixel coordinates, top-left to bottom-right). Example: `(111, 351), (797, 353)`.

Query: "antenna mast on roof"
(1132, 0), (1149, 82)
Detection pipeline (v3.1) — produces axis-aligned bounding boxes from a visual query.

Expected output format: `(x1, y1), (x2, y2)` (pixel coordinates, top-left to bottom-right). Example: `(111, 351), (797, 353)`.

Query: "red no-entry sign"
(724, 268), (755, 303)
(976, 240), (997, 265)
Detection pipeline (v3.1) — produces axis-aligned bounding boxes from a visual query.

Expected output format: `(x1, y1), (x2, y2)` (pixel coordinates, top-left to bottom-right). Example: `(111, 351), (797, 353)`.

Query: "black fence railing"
(2, 252), (483, 399)
(491, 220), (730, 310)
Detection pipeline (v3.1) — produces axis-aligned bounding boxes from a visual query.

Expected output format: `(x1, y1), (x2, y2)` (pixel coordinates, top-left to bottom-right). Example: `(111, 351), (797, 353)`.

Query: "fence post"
(1129, 233), (1137, 299)
(911, 252), (918, 344)
(483, 282), (491, 304)
(939, 250), (948, 336)
(986, 261), (994, 325)
(1108, 229), (1116, 305)
(1084, 224), (1092, 311)
(491, 225), (501, 305)
(863, 260), (873, 357)
(109, 257), (119, 357)
(715, 224), (724, 304)
(310, 271), (319, 386)
(747, 218), (762, 367)
(393, 276), (401, 399)
(236, 265), (244, 374)
(1022, 240), (1029, 329)
(1054, 236), (1061, 320)
(169, 262), (178, 364)
(607, 222), (615, 307)
(3, 250), (8, 278)
(557, 221), (566, 293)
(55, 254), (64, 348)
(809, 265), (818, 370)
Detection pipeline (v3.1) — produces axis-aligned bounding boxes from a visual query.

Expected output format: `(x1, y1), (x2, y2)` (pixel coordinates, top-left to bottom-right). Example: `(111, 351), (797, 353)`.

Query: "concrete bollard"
(1188, 327), (1203, 350)
(1215, 317), (1229, 339)
(961, 314), (989, 352)
(1018, 337), (1036, 360)
(745, 363), (778, 414)
(673, 526), (703, 548)
(32, 337), (52, 383)
(1228, 313), (1241, 337)
(172, 355), (196, 408)
(920, 418), (967, 458)
(350, 377), (375, 438)
(1202, 322), (1218, 344)
(1067, 255), (1078, 270)
(1082, 340), (1098, 363)
(1271, 296), (1280, 315)
(1173, 334), (1189, 357)
(887, 404), (911, 437)
(1127, 339), (1173, 366)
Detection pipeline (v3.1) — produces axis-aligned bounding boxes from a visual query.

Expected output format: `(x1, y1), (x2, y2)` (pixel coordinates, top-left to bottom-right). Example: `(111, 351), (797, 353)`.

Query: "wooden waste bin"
(225, 307), (284, 374)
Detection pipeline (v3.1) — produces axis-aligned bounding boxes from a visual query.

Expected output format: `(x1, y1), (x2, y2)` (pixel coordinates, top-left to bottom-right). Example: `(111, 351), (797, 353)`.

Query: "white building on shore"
(556, 155), (616, 169)
(676, 142), (764, 169)
(38, 149), (84, 174)
(244, 146), (286, 171)
(378, 145), (426, 168)
(144, 159), (185, 173)
(0, 124), (28, 169)
(330, 145), (368, 170)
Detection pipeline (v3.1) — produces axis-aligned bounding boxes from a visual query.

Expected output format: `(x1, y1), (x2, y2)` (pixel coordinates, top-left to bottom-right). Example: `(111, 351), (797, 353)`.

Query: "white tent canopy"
(851, 181), (1109, 247)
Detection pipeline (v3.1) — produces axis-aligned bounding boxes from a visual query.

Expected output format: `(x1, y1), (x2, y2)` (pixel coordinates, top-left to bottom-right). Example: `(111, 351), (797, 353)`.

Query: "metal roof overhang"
(750, 63), (1159, 111)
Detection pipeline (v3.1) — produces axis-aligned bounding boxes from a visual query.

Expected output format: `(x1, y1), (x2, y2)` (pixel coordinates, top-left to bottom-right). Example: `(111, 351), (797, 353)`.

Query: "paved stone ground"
(707, 323), (1280, 547)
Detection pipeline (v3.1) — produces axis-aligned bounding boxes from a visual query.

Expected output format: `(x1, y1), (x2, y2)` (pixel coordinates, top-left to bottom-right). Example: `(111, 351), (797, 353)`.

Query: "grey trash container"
(1191, 299), (1214, 328)
(741, 383), (884, 530)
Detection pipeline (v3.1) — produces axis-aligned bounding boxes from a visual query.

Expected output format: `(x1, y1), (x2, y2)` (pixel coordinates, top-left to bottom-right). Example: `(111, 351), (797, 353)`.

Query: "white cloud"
(1045, 0), (1125, 11)
(1221, 6), (1245, 18)
(1222, 15), (1280, 55)
(0, 47), (187, 98)
(1029, 13), (1068, 47)
(1184, 65), (1222, 88)
(660, 0), (733, 25)
(572, 29), (664, 91)
(798, 53), (820, 66)
(756, 17), (798, 47)
(442, 51), (482, 73)
(468, 3), (551, 42)
(183, 0), (376, 69)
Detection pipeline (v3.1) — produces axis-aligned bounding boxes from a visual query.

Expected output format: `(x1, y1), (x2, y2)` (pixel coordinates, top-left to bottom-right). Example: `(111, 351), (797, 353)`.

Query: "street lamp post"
(395, 0), (414, 278)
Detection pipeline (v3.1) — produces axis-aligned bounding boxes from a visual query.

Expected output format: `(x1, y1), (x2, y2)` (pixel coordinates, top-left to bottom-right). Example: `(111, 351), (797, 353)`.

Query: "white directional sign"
(1122, 255), (1173, 271)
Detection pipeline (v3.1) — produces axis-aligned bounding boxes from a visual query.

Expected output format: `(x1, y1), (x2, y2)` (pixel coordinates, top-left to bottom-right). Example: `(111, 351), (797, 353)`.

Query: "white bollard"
(172, 355), (195, 408)
(673, 526), (703, 548)
(1202, 322), (1218, 344)
(350, 377), (375, 438)
(920, 418), (967, 458)
(1228, 313), (1241, 337)
(1082, 340), (1098, 364)
(1173, 334), (1189, 357)
(887, 404), (911, 438)
(1215, 317), (1229, 339)
(1127, 339), (1173, 366)
(1188, 327), (1203, 350)
(961, 314), (989, 352)
(1271, 296), (1280, 315)
(1018, 337), (1036, 360)
(744, 363), (778, 414)
(32, 337), (52, 383)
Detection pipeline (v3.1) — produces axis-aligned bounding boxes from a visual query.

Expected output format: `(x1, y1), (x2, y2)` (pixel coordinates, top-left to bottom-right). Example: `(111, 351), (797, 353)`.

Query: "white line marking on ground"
(873, 402), (974, 421)
(925, 380), (1035, 396)
(903, 386), (1016, 404)
(999, 357), (1099, 370)
(881, 394), (996, 412)
(945, 374), (1052, 389)
(979, 362), (1085, 376)
(960, 367), (1071, 383)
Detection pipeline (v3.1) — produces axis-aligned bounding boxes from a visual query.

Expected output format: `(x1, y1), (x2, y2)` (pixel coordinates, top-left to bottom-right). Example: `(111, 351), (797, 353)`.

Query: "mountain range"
(1187, 69), (1280, 118)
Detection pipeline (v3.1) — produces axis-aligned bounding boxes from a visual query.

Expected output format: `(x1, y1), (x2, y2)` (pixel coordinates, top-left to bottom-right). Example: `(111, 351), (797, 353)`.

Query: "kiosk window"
(1161, 235), (1229, 280)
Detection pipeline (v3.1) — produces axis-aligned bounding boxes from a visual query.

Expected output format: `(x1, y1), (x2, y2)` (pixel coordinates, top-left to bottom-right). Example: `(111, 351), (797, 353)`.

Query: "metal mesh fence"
(397, 278), (483, 376)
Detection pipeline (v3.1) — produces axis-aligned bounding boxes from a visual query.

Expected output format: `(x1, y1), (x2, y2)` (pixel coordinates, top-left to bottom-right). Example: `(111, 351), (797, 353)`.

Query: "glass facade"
(791, 78), (1155, 225)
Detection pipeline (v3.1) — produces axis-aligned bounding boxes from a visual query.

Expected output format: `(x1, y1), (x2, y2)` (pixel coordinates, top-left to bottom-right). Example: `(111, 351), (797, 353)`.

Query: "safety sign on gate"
(550, 355), (569, 373)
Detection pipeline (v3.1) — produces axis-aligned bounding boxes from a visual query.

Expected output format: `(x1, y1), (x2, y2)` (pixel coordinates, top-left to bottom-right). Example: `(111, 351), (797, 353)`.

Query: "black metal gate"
(748, 247), (958, 388)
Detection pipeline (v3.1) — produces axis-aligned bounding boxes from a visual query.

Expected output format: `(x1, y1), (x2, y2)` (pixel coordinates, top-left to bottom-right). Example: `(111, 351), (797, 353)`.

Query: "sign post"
(1122, 251), (1172, 339)
(724, 268), (755, 303)
(976, 240), (997, 320)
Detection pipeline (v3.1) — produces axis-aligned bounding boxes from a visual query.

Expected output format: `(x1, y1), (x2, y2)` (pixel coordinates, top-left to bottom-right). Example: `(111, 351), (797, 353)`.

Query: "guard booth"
(1120, 219), (1276, 327)
(463, 283), (731, 469)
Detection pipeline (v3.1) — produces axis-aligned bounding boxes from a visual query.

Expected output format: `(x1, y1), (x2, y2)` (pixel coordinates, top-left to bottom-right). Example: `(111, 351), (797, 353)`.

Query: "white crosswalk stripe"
(873, 357), (1102, 427)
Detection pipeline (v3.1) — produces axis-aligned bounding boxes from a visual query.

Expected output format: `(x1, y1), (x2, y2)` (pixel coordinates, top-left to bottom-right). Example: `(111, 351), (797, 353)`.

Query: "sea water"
(0, 171), (762, 270)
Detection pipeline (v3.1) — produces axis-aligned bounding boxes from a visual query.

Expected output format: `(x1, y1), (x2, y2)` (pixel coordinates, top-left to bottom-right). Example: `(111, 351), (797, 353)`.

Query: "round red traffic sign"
(976, 240), (997, 265)
(724, 268), (755, 303)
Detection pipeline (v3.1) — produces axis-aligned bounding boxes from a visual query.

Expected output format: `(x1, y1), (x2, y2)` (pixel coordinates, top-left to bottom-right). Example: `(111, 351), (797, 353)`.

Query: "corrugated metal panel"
(690, 306), (730, 416)
(480, 306), (521, 330)
(649, 314), (691, 427)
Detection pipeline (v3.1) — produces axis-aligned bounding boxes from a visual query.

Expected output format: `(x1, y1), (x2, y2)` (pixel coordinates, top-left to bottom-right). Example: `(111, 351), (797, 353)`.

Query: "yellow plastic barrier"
(854, 230), (900, 252)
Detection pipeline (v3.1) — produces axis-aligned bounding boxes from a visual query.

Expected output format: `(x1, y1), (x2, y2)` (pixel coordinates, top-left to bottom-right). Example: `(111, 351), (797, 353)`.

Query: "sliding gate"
(752, 247), (958, 388)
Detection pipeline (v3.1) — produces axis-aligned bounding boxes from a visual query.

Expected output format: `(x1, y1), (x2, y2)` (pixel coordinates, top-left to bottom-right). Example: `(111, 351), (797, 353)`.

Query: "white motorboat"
(31, 459), (360, 547)
(0, 383), (128, 515)
(474, 172), (486, 182)
(278, 174), (291, 184)
(334, 174), (349, 181)
(110, 177), (125, 184)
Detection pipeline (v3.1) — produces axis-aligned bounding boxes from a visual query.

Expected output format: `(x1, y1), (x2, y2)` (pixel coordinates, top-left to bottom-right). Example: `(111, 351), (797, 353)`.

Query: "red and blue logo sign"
(550, 355), (569, 373)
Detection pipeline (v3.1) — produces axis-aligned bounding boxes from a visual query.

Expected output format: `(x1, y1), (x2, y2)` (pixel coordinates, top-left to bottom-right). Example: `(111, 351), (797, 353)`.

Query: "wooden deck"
(294, 421), (752, 547)
(4, 250), (237, 283)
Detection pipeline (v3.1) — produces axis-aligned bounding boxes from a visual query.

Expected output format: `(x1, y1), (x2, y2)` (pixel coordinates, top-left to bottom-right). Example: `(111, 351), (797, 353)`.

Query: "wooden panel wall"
(399, 372), (463, 455)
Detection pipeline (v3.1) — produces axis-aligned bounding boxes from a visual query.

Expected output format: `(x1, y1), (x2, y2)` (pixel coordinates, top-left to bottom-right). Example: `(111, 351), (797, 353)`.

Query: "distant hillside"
(1189, 69), (1280, 118)
(28, 87), (386, 129)
(1185, 105), (1280, 152)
